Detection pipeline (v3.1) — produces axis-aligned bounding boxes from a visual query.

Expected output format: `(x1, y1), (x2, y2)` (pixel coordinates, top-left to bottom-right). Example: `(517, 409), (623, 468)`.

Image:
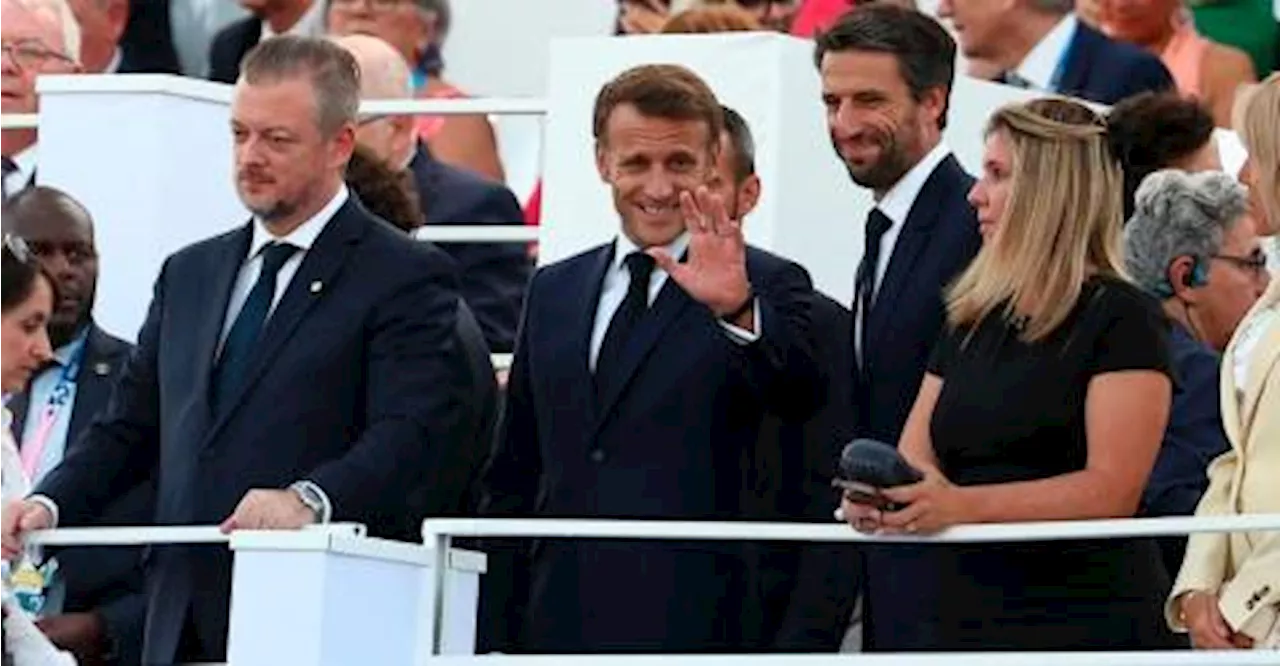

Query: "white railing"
(23, 522), (366, 547)
(420, 514), (1280, 658)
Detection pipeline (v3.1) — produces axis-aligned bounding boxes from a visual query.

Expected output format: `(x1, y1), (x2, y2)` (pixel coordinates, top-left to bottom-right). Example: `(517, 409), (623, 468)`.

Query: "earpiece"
(1182, 258), (1209, 289)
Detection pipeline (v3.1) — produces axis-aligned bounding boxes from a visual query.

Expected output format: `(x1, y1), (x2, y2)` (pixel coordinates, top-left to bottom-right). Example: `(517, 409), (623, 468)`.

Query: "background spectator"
(344, 144), (426, 233)
(1107, 92), (1221, 220)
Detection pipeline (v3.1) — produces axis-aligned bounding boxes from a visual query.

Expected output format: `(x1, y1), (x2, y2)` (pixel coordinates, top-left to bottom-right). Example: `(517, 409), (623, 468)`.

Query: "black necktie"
(1000, 71), (1034, 90)
(853, 209), (893, 365)
(594, 251), (656, 399)
(211, 242), (298, 412)
(2, 156), (18, 202)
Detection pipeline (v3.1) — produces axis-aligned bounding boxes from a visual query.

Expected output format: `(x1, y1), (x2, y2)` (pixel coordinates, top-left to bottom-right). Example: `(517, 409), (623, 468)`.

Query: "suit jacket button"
(589, 450), (605, 463)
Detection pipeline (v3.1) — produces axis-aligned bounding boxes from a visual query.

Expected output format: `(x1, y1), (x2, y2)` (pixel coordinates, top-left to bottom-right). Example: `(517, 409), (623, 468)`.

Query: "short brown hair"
(591, 64), (724, 148)
(344, 145), (425, 233)
(240, 35), (361, 136)
(661, 6), (763, 33)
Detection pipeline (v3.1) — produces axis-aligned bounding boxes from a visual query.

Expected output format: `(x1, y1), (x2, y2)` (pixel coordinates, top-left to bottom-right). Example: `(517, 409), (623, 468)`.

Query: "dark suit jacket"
(10, 324), (149, 666)
(740, 293), (859, 652)
(119, 0), (181, 75)
(855, 154), (981, 652)
(1141, 321), (1229, 576)
(409, 144), (532, 353)
(481, 241), (822, 653)
(1058, 23), (1175, 105)
(35, 196), (469, 664)
(206, 17), (259, 84)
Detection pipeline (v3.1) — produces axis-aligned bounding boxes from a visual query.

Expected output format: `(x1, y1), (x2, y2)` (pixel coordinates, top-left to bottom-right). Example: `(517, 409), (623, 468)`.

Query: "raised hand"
(648, 186), (752, 323)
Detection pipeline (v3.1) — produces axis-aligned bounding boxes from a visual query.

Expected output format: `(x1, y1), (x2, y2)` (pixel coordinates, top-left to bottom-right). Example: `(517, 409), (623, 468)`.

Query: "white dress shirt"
(1013, 13), (1079, 92)
(219, 185), (349, 350)
(260, 0), (327, 41)
(855, 143), (953, 360)
(589, 233), (760, 371)
(3, 145), (36, 197)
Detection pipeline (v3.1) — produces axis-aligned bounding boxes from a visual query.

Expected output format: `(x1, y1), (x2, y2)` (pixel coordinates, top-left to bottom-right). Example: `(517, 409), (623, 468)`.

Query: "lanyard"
(19, 331), (88, 482)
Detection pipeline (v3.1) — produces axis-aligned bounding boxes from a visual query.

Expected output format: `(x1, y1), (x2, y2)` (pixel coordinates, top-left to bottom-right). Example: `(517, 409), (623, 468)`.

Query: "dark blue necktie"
(212, 242), (298, 412)
(595, 251), (656, 400)
(853, 209), (893, 367)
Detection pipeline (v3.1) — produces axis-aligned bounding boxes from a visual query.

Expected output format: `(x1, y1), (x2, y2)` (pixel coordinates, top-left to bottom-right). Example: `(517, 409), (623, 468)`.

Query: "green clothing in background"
(1191, 0), (1279, 75)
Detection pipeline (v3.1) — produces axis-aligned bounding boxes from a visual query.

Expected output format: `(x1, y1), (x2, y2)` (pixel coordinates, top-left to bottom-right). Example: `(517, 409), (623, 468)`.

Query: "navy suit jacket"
(35, 197), (468, 663)
(206, 17), (258, 84)
(10, 324), (149, 666)
(740, 293), (859, 652)
(1058, 23), (1174, 105)
(410, 144), (532, 352)
(1141, 322), (1230, 575)
(855, 154), (981, 652)
(119, 0), (181, 75)
(482, 242), (822, 653)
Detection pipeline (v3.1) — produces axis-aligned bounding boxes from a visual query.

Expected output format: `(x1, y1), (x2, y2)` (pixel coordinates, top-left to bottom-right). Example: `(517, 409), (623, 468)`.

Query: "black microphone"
(831, 438), (924, 512)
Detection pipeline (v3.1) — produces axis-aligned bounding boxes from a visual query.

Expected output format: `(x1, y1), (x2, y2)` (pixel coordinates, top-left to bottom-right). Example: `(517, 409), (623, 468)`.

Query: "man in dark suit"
(815, 6), (982, 651)
(481, 63), (822, 654)
(2, 36), (469, 664)
(208, 0), (324, 83)
(938, 0), (1173, 104)
(3, 187), (148, 666)
(705, 105), (858, 653)
(335, 34), (532, 352)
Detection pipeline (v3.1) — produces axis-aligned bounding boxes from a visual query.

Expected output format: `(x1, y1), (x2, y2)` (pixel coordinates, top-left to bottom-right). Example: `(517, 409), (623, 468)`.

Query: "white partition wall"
(35, 74), (244, 342)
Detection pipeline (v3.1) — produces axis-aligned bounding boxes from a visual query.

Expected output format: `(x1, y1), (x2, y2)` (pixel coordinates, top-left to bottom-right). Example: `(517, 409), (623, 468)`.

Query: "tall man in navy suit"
(3, 186), (148, 666)
(2, 35), (469, 664)
(481, 64), (822, 653)
(937, 0), (1173, 104)
(815, 6), (982, 651)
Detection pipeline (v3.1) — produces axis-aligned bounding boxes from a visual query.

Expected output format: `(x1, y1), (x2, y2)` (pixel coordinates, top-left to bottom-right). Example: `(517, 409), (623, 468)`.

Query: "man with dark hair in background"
(3, 186), (148, 666)
(814, 5), (981, 651)
(3, 35), (470, 664)
(481, 65), (822, 654)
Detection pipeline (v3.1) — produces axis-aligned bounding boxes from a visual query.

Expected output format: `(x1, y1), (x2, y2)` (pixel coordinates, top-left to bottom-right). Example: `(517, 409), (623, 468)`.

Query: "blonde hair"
(9, 0), (81, 64)
(1233, 73), (1280, 235)
(947, 98), (1125, 342)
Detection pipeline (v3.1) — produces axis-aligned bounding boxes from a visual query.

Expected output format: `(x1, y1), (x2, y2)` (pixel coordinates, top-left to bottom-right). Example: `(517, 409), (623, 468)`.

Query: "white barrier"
(420, 515), (1280, 657)
(21, 523), (487, 665)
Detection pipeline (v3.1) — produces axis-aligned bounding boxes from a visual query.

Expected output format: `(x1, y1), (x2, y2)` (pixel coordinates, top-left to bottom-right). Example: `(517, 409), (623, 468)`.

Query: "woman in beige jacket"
(1167, 74), (1280, 650)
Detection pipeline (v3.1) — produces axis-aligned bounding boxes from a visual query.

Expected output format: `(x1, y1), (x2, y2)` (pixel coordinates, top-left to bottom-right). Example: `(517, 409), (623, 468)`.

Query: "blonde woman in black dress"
(842, 98), (1184, 650)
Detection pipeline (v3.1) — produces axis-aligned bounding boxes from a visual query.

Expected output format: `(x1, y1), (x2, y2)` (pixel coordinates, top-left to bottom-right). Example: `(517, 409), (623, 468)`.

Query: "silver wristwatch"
(289, 482), (326, 522)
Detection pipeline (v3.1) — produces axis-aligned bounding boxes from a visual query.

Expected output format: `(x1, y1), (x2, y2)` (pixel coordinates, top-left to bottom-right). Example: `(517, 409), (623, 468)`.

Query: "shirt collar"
(875, 143), (952, 226)
(612, 230), (691, 274)
(51, 327), (90, 368)
(11, 145), (37, 181)
(1015, 13), (1078, 91)
(261, 0), (326, 40)
(248, 184), (349, 259)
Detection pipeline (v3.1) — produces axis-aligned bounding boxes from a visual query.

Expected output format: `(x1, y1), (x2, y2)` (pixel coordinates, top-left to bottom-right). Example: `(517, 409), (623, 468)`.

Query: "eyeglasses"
(1, 39), (74, 72)
(4, 233), (32, 264)
(329, 0), (412, 13)
(1212, 251), (1269, 277)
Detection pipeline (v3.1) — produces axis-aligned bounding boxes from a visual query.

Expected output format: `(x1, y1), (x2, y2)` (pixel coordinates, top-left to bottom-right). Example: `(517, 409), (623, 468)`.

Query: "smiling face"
(595, 103), (717, 248)
(820, 49), (941, 194)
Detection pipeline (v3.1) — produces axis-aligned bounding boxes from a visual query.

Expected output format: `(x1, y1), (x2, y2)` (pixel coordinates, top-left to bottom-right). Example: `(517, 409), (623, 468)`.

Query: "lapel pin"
(310, 280), (323, 294)
(93, 362), (110, 376)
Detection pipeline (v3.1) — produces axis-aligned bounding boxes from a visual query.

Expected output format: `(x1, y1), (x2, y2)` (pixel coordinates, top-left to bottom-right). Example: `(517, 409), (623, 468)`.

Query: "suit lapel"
(592, 276), (694, 432)
(208, 201), (366, 432)
(867, 156), (957, 347)
(568, 246), (615, 417)
(1056, 25), (1095, 97)
(191, 224), (253, 417)
(65, 326), (125, 449)
(1237, 300), (1280, 443)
